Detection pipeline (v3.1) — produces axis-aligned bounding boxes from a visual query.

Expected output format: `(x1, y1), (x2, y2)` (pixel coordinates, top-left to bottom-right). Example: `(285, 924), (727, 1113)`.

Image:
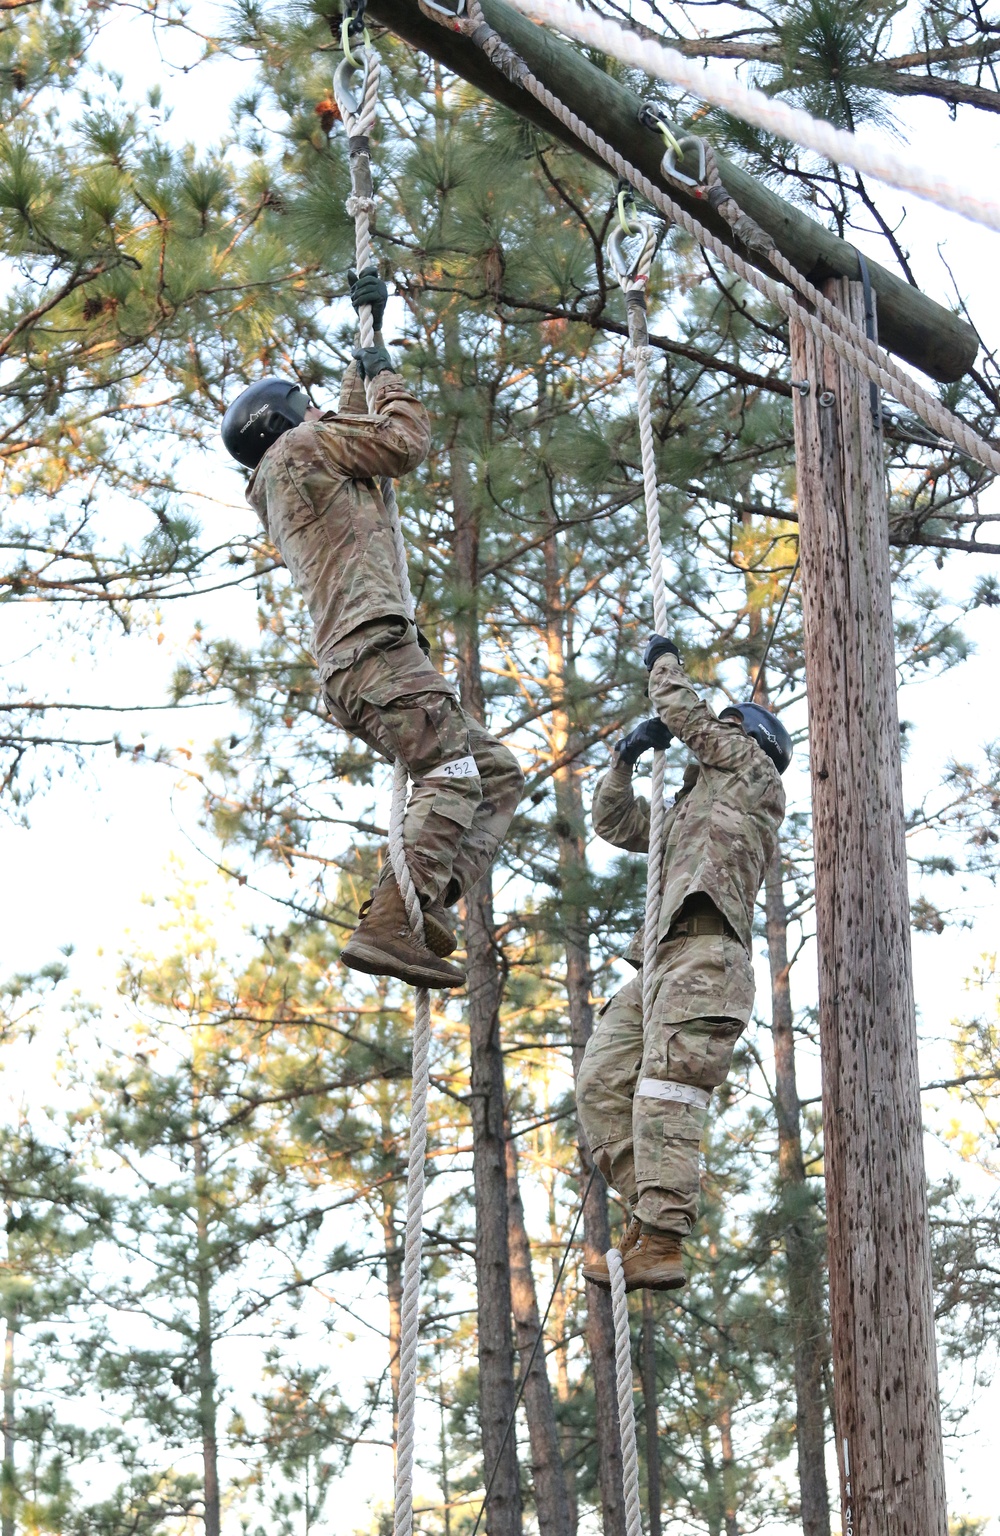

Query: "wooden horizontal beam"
(367, 0), (979, 383)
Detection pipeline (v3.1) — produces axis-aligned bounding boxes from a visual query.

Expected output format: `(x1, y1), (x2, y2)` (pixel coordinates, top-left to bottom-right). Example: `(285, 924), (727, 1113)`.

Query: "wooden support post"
(789, 281), (947, 1536)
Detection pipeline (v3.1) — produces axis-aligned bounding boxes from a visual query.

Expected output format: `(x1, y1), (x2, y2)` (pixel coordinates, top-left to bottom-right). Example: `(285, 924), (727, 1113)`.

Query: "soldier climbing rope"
(322, 6), (992, 1535)
(333, 34), (432, 1536)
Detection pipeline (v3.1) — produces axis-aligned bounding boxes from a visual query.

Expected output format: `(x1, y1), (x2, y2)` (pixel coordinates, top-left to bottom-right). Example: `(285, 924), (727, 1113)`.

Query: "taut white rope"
(606, 218), (670, 1044)
(504, 0), (1000, 235)
(442, 0), (1000, 479)
(605, 205), (667, 1536)
(608, 1249), (643, 1536)
(334, 43), (432, 1536)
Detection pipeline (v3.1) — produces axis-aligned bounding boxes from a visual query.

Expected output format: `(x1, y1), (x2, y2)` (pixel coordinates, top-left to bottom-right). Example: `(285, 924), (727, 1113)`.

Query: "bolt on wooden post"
(789, 280), (947, 1536)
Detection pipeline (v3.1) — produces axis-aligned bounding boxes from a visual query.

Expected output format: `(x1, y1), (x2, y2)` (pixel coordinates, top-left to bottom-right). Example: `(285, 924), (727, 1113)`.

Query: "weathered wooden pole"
(790, 281), (947, 1536)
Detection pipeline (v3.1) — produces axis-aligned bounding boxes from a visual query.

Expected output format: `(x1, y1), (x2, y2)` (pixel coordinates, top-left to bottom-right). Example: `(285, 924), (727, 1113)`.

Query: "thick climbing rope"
(503, 0), (1000, 235)
(430, 0), (1000, 479)
(605, 216), (670, 1071)
(608, 1250), (643, 1536)
(604, 210), (664, 1536)
(333, 42), (431, 1536)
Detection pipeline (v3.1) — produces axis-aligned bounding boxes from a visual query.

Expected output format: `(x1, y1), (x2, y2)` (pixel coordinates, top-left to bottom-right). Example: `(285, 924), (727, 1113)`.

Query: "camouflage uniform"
(246, 366), (523, 908)
(578, 654), (785, 1234)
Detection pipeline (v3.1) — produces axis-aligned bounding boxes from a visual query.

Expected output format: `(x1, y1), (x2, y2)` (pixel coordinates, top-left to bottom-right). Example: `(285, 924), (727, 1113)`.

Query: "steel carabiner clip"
(334, 35), (373, 119)
(662, 134), (707, 190)
(608, 218), (659, 289)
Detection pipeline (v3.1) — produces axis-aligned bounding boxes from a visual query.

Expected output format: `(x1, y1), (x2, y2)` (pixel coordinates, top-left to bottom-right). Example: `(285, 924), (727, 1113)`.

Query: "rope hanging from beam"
(603, 204), (665, 1536)
(427, 0), (1000, 479)
(333, 41), (432, 1536)
(501, 0), (1000, 236)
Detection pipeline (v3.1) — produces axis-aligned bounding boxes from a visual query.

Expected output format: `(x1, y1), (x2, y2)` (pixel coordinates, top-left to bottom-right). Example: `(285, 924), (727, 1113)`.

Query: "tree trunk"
(763, 848), (831, 1536)
(745, 536), (831, 1536)
(790, 280), (947, 1536)
(380, 1182), (403, 1445)
(505, 1120), (573, 1536)
(193, 1137), (221, 1536)
(547, 1173), (579, 1536)
(567, 952), (626, 1536)
(718, 1401), (739, 1536)
(451, 433), (522, 1536)
(465, 882), (523, 1536)
(543, 518), (626, 1536)
(1, 1315), (14, 1536)
(641, 1292), (661, 1536)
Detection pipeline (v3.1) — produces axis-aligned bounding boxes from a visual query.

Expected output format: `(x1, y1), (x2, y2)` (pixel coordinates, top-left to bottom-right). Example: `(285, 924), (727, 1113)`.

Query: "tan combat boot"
(371, 871), (457, 958)
(620, 1226), (686, 1293)
(583, 1214), (642, 1287)
(343, 879), (466, 989)
(421, 898), (458, 958)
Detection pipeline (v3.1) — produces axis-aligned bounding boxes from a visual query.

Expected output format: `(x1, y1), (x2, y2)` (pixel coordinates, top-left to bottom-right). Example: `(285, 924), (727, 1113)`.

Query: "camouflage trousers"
(577, 934), (753, 1235)
(323, 618), (523, 908)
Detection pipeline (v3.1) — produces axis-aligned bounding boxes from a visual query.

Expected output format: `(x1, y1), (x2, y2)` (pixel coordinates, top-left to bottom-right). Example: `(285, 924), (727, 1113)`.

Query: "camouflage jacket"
(246, 370), (431, 679)
(593, 654), (785, 958)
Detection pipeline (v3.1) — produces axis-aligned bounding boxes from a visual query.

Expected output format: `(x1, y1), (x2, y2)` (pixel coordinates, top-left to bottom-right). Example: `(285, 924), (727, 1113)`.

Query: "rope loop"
(334, 42), (380, 138)
(662, 133), (706, 191)
(608, 219), (659, 291)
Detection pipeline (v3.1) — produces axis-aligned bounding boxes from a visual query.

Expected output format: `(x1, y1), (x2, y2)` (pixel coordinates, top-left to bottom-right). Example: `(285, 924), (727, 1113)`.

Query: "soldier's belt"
(667, 912), (732, 939)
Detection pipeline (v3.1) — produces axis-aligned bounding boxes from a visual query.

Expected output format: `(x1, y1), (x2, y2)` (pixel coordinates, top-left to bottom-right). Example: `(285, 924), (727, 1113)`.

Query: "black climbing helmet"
(720, 702), (793, 775)
(221, 377), (309, 469)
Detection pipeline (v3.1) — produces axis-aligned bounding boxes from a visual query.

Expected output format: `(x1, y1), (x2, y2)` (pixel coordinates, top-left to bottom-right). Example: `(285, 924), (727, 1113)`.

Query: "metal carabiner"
(334, 41), (373, 120)
(607, 218), (658, 288)
(662, 134), (707, 190)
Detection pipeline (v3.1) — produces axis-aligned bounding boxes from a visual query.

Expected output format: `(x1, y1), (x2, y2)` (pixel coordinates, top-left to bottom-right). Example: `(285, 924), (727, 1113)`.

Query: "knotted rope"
(334, 43), (431, 1536)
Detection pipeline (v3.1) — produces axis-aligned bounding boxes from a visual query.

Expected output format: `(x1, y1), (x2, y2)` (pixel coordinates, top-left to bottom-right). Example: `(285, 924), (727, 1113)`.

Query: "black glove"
(643, 634), (680, 671)
(348, 266), (388, 331)
(615, 716), (673, 768)
(416, 627), (432, 657)
(357, 342), (393, 381)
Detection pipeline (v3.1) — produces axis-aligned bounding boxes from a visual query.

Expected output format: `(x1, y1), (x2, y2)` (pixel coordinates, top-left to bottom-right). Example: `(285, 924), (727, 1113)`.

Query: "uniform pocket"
(430, 786), (478, 829)
(357, 646), (457, 707)
(634, 1099), (704, 1194)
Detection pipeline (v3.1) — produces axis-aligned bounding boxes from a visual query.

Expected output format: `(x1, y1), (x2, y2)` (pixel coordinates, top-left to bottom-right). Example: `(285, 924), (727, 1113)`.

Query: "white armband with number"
(424, 755), (480, 782)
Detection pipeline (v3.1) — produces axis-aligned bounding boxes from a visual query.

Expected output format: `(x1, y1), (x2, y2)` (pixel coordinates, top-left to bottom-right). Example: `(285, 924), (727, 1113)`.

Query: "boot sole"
(583, 1267), (686, 1293)
(343, 938), (465, 990)
(422, 909), (458, 958)
(625, 1271), (687, 1293)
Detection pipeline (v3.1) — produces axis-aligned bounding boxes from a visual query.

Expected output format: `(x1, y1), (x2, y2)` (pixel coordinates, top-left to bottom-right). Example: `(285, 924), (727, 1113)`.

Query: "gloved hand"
(643, 634), (680, 671)
(348, 266), (388, 331)
(615, 716), (673, 768)
(357, 342), (393, 381)
(416, 627), (432, 657)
